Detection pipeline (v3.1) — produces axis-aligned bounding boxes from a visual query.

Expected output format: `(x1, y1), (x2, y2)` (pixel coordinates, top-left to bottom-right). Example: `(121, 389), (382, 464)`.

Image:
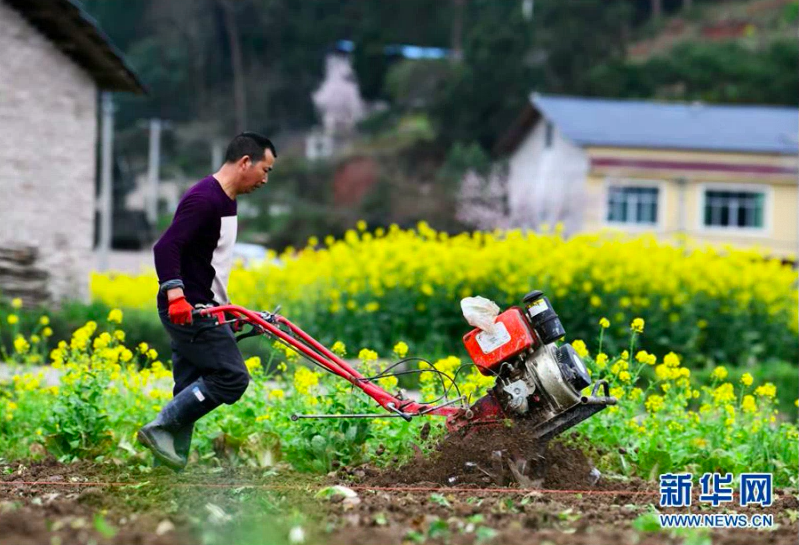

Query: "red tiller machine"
(192, 289), (615, 441)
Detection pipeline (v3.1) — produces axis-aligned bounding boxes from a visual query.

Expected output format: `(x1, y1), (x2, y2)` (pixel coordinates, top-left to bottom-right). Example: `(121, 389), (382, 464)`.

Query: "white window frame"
(602, 178), (666, 232)
(697, 182), (771, 236)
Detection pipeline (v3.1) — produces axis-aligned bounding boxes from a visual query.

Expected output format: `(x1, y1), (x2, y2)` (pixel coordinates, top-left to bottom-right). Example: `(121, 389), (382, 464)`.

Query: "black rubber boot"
(152, 424), (194, 470)
(138, 379), (218, 470)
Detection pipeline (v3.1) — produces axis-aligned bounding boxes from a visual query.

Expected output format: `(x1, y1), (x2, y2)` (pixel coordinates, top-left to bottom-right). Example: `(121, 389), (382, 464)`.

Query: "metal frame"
(194, 305), (463, 423)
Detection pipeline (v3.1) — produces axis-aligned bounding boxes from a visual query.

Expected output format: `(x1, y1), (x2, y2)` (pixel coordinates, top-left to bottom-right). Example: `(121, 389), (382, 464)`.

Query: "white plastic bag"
(460, 296), (500, 334)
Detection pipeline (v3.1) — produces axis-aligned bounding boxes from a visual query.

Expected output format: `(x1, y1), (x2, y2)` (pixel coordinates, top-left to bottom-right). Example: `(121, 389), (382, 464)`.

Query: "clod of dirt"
(367, 424), (598, 489)
(419, 423), (431, 442)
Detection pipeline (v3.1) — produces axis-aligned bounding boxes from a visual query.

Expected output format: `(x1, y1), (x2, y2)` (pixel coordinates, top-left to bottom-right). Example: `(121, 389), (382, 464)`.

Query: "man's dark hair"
(224, 132), (277, 163)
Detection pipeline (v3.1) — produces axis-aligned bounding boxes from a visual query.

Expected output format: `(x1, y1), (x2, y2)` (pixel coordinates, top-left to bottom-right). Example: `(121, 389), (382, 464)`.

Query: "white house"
(495, 94), (798, 257)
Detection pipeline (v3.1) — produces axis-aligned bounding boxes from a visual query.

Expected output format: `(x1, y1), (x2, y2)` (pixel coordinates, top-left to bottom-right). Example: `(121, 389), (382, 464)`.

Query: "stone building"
(0, 0), (143, 305)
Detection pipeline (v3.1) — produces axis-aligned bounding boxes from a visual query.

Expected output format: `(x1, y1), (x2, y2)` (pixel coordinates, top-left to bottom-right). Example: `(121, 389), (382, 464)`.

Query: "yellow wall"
(581, 147), (798, 258)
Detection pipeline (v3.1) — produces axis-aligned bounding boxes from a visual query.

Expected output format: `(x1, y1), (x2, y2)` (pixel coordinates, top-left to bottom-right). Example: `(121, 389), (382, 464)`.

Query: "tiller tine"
(447, 382), (616, 442)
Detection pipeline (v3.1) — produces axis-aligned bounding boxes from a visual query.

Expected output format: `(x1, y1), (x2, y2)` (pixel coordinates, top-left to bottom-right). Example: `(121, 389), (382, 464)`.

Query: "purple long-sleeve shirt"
(153, 176), (237, 311)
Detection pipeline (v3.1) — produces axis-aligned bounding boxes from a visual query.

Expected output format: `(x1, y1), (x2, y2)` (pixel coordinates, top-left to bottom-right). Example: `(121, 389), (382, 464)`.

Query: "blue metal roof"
(335, 40), (449, 59)
(531, 94), (798, 155)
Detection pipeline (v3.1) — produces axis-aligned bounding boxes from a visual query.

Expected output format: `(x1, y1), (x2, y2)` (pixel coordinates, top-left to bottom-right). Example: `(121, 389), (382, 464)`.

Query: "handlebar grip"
(191, 309), (206, 319)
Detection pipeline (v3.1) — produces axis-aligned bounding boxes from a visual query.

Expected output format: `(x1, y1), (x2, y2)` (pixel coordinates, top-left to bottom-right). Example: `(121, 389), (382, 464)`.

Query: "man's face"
(240, 149), (275, 194)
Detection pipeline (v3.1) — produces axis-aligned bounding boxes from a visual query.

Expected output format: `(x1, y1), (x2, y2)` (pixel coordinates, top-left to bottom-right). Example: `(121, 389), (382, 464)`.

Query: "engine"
(461, 290), (612, 438)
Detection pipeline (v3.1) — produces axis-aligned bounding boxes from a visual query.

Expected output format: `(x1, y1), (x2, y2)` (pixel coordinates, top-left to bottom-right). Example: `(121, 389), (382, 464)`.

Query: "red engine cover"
(463, 307), (538, 376)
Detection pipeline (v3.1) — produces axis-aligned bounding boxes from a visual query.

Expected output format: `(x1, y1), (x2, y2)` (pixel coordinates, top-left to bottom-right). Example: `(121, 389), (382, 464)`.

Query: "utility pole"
(212, 140), (224, 171)
(651, 0), (663, 21)
(97, 92), (114, 272)
(451, 0), (465, 62)
(146, 118), (162, 226)
(522, 0), (534, 21)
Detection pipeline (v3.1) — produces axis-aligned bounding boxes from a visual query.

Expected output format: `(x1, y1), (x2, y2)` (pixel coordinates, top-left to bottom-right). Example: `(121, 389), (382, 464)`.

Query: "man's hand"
(168, 296), (194, 325)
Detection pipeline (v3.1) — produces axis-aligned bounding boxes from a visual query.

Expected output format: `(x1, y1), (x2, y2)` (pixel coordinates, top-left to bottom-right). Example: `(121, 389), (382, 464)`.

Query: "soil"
(1, 435), (796, 545)
(366, 424), (602, 489)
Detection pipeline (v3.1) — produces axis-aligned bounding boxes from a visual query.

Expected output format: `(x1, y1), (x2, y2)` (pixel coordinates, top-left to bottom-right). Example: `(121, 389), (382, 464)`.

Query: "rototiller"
(192, 289), (615, 442)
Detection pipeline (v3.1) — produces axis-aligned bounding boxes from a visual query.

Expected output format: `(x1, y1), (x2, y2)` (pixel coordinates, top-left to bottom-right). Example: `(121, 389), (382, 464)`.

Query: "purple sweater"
(153, 176), (237, 311)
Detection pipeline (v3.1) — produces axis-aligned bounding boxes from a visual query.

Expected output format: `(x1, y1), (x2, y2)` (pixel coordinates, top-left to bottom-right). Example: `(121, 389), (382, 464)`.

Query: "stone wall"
(0, 1), (98, 304)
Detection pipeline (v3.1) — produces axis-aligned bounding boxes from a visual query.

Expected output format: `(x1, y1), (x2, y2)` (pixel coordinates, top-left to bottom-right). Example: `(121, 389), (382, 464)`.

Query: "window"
(607, 186), (659, 225)
(703, 190), (765, 229)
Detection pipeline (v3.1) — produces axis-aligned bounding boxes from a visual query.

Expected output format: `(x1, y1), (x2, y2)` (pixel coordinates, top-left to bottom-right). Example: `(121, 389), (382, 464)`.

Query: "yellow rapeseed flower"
(645, 394), (665, 413)
(7, 314), (18, 325)
(13, 335), (29, 354)
(740, 373), (753, 387)
(11, 298), (22, 309)
(39, 316), (49, 326)
(754, 383), (776, 399)
(392, 341), (409, 359)
(742, 395), (757, 414)
(712, 383), (736, 405)
(358, 348), (378, 363)
(331, 341), (347, 357)
(663, 352), (680, 368)
(595, 353), (608, 369)
(599, 317), (610, 328)
(107, 308), (123, 324)
(630, 317), (645, 333)
(268, 389), (285, 400)
(245, 356), (262, 373)
(43, 327), (53, 337)
(711, 366), (728, 381)
(571, 339), (589, 358)
(293, 367), (320, 395)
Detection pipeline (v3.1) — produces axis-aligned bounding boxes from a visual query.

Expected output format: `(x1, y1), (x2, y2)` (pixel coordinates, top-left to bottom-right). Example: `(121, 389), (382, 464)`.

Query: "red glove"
(168, 296), (194, 325)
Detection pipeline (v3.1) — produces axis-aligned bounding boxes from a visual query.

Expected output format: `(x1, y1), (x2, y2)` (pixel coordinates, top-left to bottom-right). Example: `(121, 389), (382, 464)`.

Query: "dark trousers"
(158, 309), (250, 405)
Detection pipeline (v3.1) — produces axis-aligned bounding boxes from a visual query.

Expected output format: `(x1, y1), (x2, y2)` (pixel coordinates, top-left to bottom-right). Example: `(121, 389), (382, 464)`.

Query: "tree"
(584, 40), (799, 106)
(531, 0), (632, 94)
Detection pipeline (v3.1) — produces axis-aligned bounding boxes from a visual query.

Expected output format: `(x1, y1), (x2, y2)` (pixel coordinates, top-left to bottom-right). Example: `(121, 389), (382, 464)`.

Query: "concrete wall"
(506, 118), (589, 234)
(582, 147), (798, 257)
(0, 1), (98, 303)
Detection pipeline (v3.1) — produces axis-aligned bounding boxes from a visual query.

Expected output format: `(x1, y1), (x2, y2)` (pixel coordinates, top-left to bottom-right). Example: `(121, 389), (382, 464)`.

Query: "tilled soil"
(0, 456), (319, 545)
(330, 425), (799, 545)
(1, 443), (797, 545)
(324, 486), (799, 545)
(0, 458), (184, 545)
(367, 424), (601, 489)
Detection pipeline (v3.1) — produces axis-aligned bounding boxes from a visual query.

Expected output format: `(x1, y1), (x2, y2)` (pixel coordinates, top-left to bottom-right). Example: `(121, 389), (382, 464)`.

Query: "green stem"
(598, 328), (605, 355)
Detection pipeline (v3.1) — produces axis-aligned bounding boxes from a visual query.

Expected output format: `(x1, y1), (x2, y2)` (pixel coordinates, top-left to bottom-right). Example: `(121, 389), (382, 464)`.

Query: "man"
(137, 132), (277, 470)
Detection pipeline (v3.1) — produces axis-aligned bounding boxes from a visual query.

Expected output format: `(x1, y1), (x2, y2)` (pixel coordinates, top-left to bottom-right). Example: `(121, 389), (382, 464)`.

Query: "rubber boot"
(138, 379), (218, 470)
(152, 423), (194, 470)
